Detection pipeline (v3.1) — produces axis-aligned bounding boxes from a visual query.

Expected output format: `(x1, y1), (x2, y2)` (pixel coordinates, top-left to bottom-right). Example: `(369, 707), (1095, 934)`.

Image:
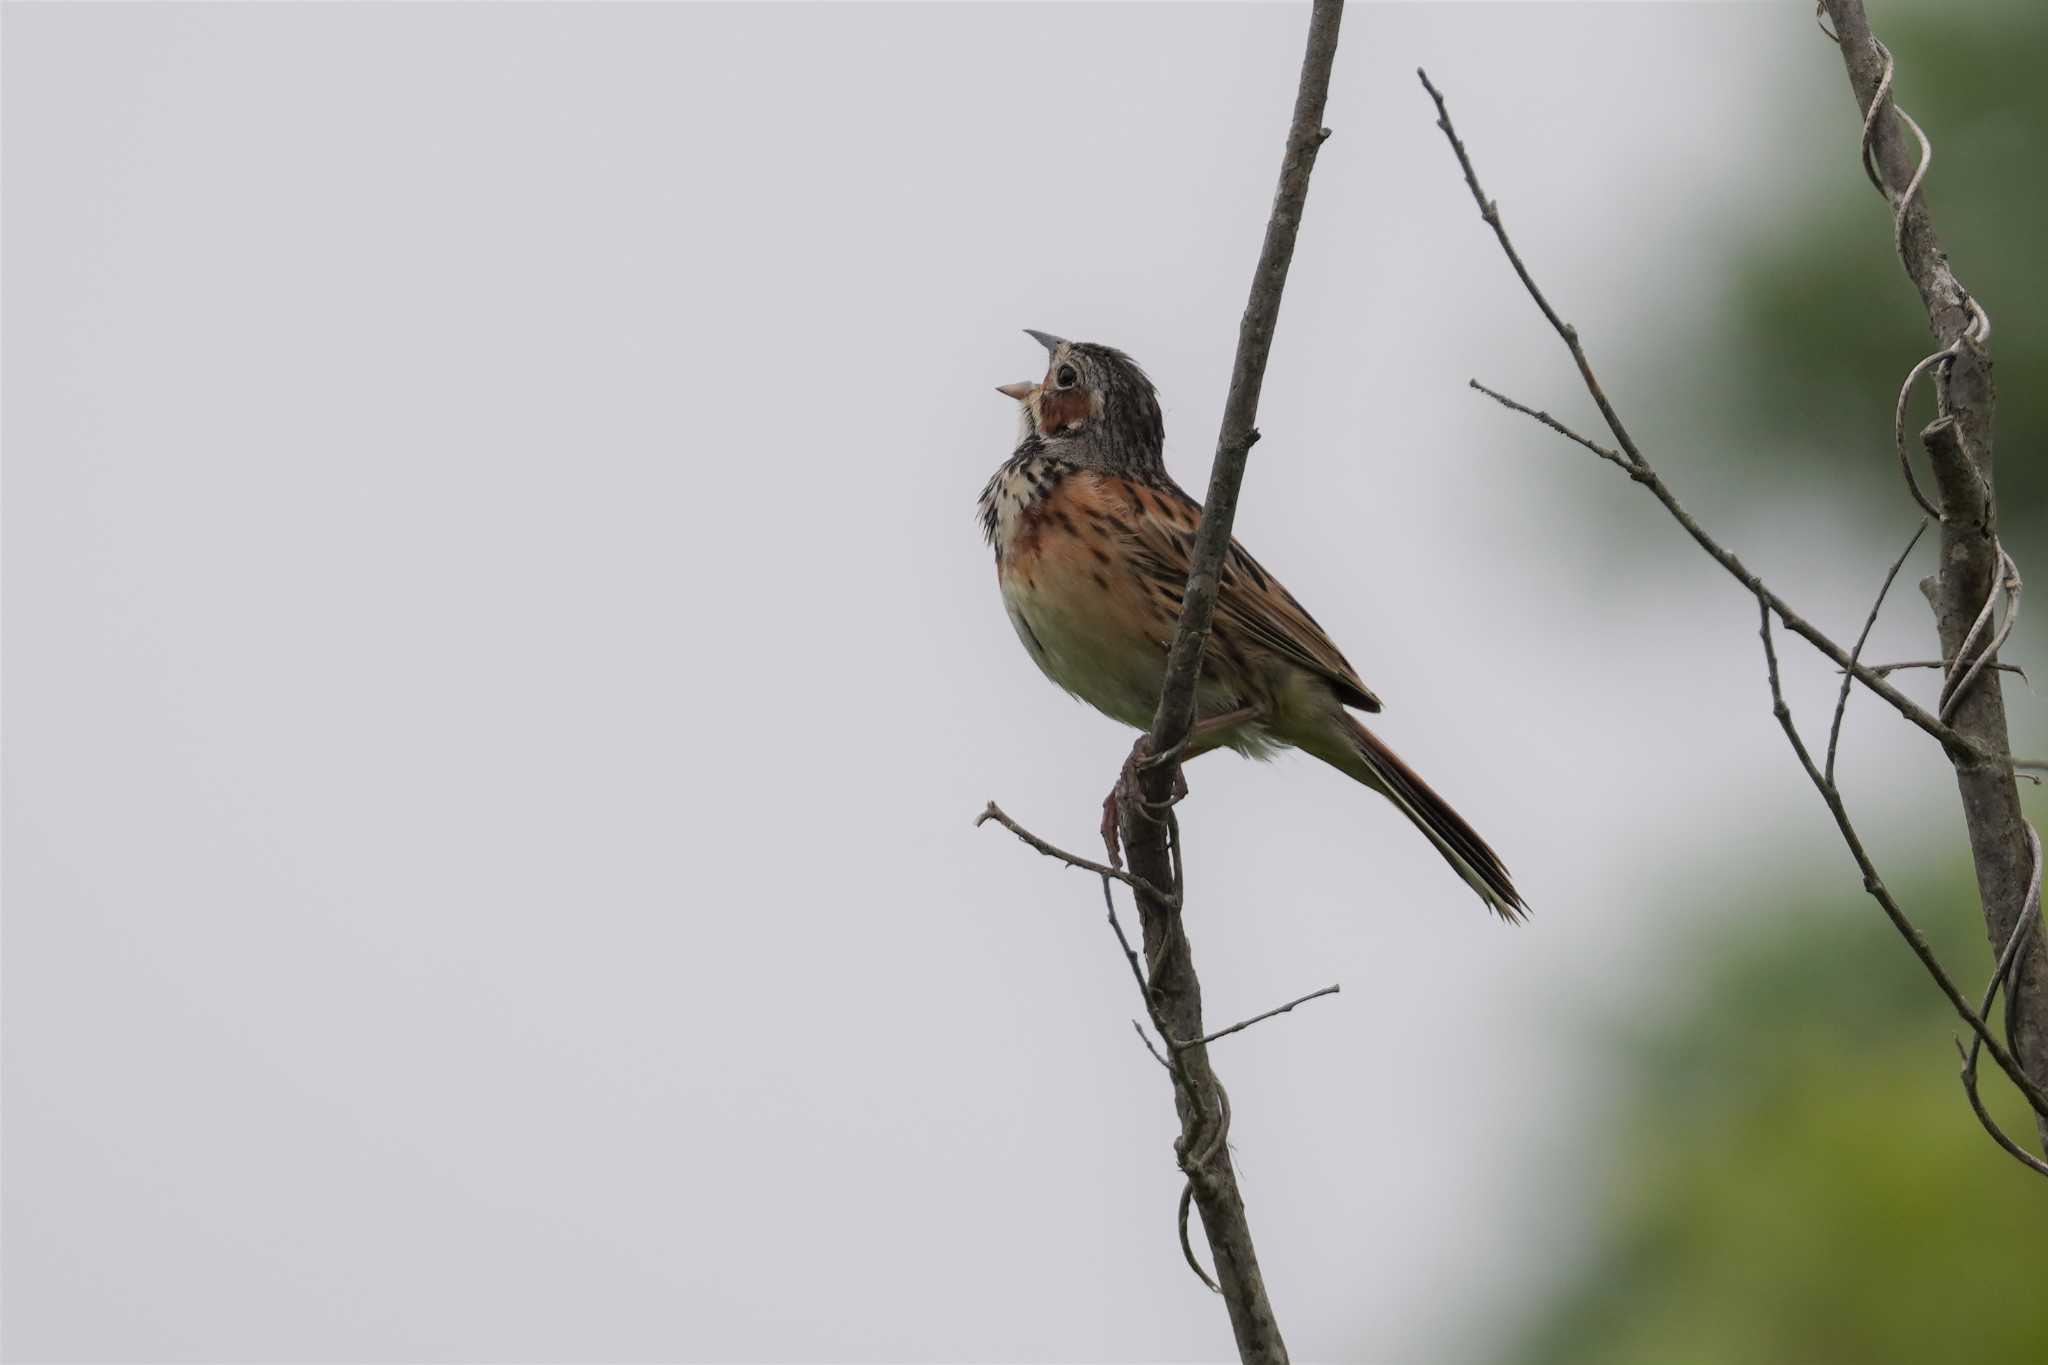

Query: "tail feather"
(1339, 718), (1526, 922)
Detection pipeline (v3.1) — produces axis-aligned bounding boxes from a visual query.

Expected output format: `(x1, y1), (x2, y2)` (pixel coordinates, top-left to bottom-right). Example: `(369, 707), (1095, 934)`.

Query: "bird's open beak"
(1024, 328), (1067, 356)
(995, 381), (1037, 401)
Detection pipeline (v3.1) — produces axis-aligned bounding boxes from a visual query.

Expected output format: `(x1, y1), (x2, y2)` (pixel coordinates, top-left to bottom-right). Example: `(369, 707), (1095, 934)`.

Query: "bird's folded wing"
(1119, 478), (1383, 714)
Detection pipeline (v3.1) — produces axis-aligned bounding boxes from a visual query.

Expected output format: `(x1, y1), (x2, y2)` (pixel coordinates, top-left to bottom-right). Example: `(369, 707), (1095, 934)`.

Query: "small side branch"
(1468, 381), (1629, 470)
(1863, 660), (2027, 683)
(1178, 985), (1342, 1052)
(1418, 69), (1647, 470)
(976, 802), (1178, 907)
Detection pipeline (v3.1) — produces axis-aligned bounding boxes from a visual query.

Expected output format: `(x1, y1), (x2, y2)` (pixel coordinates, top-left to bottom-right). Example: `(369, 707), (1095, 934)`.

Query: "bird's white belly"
(1001, 576), (1164, 732)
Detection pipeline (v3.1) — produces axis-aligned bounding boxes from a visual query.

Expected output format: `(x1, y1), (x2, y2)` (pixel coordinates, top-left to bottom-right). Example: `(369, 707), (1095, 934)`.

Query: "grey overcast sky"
(6, 3), (2016, 1362)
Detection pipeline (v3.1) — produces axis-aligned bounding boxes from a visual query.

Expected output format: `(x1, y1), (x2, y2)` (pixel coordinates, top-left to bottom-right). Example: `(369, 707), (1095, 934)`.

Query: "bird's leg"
(1102, 706), (1262, 867)
(1101, 743), (1148, 869)
(1140, 704), (1264, 774)
(1101, 785), (1125, 868)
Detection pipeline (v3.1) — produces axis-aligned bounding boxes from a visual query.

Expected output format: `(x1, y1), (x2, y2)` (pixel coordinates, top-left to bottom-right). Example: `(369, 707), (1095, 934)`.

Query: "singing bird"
(980, 330), (1524, 920)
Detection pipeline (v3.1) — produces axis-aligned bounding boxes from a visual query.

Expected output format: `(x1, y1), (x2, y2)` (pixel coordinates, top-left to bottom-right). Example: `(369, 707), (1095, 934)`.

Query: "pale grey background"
(5, 2), (2018, 1362)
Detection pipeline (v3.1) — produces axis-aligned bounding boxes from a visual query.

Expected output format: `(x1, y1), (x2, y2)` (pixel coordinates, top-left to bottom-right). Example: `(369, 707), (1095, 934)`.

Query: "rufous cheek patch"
(1038, 386), (1092, 434)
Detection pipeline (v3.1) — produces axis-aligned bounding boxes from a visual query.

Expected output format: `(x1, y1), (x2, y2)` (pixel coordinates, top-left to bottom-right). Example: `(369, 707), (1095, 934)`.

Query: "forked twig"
(1418, 69), (1646, 471)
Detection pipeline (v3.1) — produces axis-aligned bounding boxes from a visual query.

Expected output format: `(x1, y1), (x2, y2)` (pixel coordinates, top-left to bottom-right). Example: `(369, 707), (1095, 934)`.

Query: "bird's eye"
(1056, 365), (1078, 388)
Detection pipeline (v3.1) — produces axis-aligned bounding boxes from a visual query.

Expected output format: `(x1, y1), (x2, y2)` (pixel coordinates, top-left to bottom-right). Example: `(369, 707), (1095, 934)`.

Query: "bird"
(979, 329), (1524, 920)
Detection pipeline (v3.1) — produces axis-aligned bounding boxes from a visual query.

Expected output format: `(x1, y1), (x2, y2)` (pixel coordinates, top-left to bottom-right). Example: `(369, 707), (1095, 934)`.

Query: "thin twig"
(1461, 347), (2013, 770)
(1468, 381), (1630, 469)
(1100, 876), (1165, 1028)
(1828, 519), (1929, 785)
(977, 802), (1178, 907)
(1134, 1019), (1173, 1071)
(1176, 985), (1343, 1051)
(1864, 660), (2028, 684)
(1470, 377), (2048, 772)
(1417, 69), (1647, 470)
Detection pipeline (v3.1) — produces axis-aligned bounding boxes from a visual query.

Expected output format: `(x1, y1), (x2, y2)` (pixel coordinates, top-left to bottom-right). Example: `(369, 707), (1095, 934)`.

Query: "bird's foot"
(1100, 785), (1123, 870)
(1101, 740), (1190, 869)
(1100, 744), (1146, 869)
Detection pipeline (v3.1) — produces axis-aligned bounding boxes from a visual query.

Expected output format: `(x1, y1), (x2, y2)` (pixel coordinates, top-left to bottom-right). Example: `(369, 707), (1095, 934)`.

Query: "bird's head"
(997, 330), (1165, 473)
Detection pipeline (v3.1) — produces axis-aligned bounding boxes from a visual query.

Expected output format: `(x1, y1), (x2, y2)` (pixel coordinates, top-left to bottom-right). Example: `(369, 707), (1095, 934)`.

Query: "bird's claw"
(1102, 740), (1190, 869)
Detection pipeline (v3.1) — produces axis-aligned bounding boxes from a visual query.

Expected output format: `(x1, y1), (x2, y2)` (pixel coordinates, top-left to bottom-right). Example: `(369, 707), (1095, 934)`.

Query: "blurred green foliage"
(1727, 2), (2048, 527)
(1503, 13), (2048, 1360)
(1511, 867), (2048, 1364)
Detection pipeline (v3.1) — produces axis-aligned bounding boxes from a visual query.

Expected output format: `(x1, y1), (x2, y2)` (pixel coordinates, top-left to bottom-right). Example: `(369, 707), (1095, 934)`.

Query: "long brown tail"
(1335, 717), (1526, 922)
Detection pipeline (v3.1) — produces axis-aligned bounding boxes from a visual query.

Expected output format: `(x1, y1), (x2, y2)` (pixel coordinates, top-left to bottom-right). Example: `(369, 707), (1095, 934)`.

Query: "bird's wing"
(1115, 477), (1383, 713)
